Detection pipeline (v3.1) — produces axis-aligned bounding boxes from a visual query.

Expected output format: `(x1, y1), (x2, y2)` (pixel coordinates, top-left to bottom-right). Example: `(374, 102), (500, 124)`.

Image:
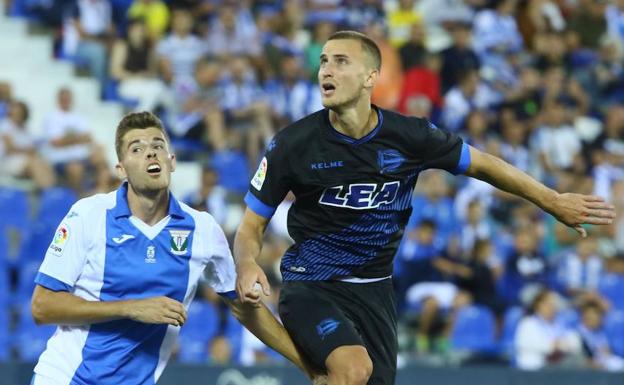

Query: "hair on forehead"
(115, 111), (169, 160)
(327, 30), (381, 71)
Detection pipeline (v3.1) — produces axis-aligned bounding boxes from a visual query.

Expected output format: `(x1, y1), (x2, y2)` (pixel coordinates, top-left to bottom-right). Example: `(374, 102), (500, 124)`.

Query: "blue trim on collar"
(112, 182), (185, 219)
(326, 107), (383, 145)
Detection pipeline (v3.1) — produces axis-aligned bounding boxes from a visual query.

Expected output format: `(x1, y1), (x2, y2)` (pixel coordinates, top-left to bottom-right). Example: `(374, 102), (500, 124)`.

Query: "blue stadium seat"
(14, 260), (44, 307)
(0, 305), (11, 361)
(451, 305), (497, 354)
(17, 221), (56, 267)
(605, 310), (624, 357)
(0, 188), (29, 229)
(13, 302), (56, 362)
(599, 274), (624, 312)
(36, 187), (77, 227)
(500, 306), (523, 357)
(177, 300), (220, 363)
(225, 311), (243, 363)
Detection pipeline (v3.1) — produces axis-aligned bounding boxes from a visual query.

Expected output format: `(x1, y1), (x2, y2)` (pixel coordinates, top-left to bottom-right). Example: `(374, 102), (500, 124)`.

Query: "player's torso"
(279, 109), (423, 280)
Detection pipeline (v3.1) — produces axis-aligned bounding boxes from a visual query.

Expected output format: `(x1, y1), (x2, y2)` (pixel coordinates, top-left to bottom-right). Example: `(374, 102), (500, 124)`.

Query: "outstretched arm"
(464, 146), (615, 236)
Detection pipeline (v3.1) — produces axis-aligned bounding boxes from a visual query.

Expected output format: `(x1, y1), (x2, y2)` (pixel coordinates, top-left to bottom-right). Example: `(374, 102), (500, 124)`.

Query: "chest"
(95, 217), (198, 301)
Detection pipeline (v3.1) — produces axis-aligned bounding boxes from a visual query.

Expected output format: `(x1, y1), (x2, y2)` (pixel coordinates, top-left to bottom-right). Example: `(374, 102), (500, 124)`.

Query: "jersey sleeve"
(244, 135), (291, 219)
(414, 119), (471, 174)
(202, 214), (237, 299)
(35, 205), (88, 292)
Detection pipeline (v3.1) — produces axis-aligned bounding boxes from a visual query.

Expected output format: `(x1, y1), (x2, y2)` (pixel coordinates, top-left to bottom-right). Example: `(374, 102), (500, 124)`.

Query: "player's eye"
(131, 147), (142, 153)
(337, 58), (347, 64)
(153, 144), (164, 150)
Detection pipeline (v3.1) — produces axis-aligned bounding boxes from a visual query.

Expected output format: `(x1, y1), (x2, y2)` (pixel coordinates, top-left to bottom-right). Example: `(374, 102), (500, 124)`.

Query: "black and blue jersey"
(244, 106), (471, 281)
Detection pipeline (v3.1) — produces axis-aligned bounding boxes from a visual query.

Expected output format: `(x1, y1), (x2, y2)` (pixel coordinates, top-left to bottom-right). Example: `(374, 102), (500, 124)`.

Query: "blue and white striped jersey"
(32, 182), (236, 385)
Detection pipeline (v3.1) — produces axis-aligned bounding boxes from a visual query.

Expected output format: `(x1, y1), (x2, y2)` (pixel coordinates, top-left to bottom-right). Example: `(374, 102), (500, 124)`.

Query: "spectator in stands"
(304, 21), (336, 80)
(127, 0), (170, 42)
(184, 164), (228, 227)
(109, 18), (167, 112)
(567, 0), (608, 50)
(221, 55), (273, 166)
(399, 21), (427, 71)
(532, 100), (583, 178)
(41, 88), (104, 195)
(442, 70), (499, 131)
(592, 105), (624, 200)
(515, 289), (583, 370)
(558, 236), (609, 308)
(0, 81), (12, 119)
(578, 300), (624, 371)
(65, 0), (115, 92)
(367, 21), (404, 110)
(170, 58), (226, 152)
(540, 66), (590, 118)
(395, 220), (444, 311)
(265, 55), (323, 127)
(387, 0), (422, 47)
(204, 2), (261, 59)
(606, 0), (624, 44)
(499, 118), (530, 173)
(472, 0), (523, 88)
(589, 37), (624, 106)
(398, 53), (442, 115)
(459, 199), (492, 257)
(345, 0), (385, 31)
(439, 20), (480, 94)
(407, 171), (457, 242)
(0, 100), (55, 189)
(156, 7), (206, 86)
(504, 228), (549, 303)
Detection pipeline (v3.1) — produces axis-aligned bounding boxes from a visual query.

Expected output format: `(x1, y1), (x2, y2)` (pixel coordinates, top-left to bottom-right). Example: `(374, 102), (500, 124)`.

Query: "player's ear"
(365, 68), (379, 89)
(169, 152), (176, 172)
(115, 162), (127, 180)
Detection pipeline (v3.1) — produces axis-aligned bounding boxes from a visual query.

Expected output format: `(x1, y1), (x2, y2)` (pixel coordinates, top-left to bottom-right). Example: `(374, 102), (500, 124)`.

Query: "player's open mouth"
(321, 83), (336, 97)
(146, 163), (161, 175)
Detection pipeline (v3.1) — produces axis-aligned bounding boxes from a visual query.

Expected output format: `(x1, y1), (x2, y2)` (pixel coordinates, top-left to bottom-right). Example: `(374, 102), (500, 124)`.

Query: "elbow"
(31, 293), (51, 325)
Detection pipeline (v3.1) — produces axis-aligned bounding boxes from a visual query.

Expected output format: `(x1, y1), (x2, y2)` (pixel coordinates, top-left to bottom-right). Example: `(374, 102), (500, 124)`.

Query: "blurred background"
(0, 0), (624, 384)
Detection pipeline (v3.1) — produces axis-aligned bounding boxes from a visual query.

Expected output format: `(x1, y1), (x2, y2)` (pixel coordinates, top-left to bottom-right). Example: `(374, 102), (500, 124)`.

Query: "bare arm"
(225, 298), (312, 375)
(465, 146), (615, 236)
(233, 208), (271, 304)
(31, 285), (187, 326)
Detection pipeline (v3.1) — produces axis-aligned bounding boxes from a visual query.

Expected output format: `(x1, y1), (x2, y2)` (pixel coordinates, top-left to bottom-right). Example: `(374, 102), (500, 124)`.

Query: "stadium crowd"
(1, 0), (624, 371)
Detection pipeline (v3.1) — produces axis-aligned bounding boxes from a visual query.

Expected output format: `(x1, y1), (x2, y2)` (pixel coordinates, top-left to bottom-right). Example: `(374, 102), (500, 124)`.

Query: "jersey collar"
(112, 181), (185, 220)
(324, 105), (383, 145)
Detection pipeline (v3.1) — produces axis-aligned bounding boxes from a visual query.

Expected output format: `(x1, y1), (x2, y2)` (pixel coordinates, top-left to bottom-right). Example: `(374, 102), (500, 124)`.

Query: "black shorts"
(279, 279), (397, 385)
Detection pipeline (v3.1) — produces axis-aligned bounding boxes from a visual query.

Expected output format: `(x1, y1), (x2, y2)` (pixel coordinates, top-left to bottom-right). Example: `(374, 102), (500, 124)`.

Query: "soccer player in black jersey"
(233, 31), (615, 385)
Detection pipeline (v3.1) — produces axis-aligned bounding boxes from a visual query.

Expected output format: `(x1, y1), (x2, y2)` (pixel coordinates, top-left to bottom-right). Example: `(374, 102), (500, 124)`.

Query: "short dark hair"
(115, 111), (168, 160)
(327, 30), (381, 71)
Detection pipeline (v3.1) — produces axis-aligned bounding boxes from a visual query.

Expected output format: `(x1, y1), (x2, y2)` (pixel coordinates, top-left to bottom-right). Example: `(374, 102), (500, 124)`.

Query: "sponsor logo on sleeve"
(251, 157), (268, 191)
(49, 223), (70, 257)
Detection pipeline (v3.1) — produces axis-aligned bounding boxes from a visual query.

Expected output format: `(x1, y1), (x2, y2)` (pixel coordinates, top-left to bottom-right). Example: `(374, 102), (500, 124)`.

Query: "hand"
(126, 296), (187, 326)
(235, 258), (271, 306)
(548, 193), (615, 237)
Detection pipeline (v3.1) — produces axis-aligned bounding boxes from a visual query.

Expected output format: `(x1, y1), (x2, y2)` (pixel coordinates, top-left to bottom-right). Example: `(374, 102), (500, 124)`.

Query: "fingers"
(258, 271), (271, 297)
(584, 208), (616, 220)
(584, 201), (615, 210)
(573, 225), (587, 238)
(581, 216), (615, 225)
(582, 195), (608, 203)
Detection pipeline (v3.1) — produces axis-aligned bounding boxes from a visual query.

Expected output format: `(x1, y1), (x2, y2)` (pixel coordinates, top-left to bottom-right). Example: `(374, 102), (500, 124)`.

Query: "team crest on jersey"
(145, 245), (156, 263)
(48, 223), (69, 257)
(251, 157), (268, 191)
(169, 230), (190, 255)
(377, 149), (405, 174)
(319, 181), (400, 209)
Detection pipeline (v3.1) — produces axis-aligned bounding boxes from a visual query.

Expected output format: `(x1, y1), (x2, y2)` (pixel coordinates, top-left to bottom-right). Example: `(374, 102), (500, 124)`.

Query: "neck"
(127, 184), (170, 225)
(328, 98), (377, 139)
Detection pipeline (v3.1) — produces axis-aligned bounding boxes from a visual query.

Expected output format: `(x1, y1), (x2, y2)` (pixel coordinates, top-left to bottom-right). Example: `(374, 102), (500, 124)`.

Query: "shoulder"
(71, 190), (117, 218)
(270, 109), (326, 150)
(379, 108), (431, 138)
(178, 201), (220, 233)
